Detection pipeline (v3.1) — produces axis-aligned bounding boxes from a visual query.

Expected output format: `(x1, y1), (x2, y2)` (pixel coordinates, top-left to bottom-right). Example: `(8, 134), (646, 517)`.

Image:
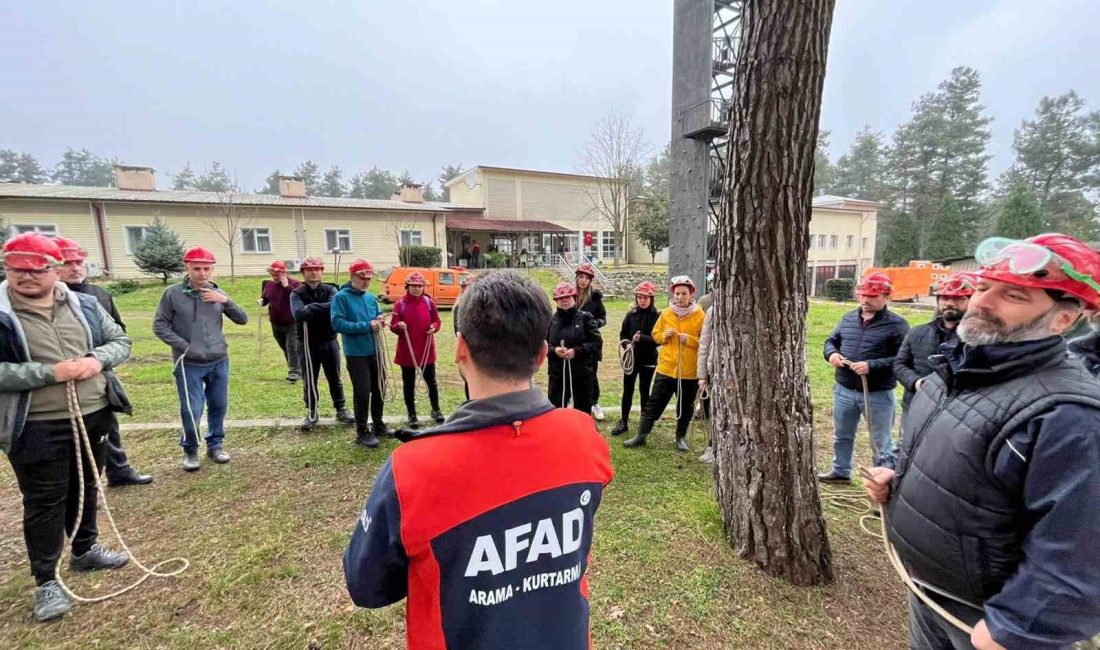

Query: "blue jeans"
(830, 384), (896, 477)
(174, 358), (230, 451)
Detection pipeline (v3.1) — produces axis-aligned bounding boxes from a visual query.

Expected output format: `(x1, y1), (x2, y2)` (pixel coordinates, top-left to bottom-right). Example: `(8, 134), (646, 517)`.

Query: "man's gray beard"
(958, 309), (1058, 346)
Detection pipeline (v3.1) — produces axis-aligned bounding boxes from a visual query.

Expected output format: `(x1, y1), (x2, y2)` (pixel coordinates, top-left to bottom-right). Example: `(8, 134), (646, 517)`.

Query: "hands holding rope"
(828, 353), (869, 376)
(53, 357), (103, 382)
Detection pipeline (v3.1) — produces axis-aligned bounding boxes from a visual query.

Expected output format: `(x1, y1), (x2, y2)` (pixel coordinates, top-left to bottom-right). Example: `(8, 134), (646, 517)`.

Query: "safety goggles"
(856, 280), (891, 295)
(975, 237), (1100, 294)
(3, 252), (60, 274)
(932, 277), (974, 295)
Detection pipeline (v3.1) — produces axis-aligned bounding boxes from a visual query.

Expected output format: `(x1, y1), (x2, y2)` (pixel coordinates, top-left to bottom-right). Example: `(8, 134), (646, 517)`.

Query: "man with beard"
(54, 236), (152, 487)
(892, 273), (974, 424)
(863, 234), (1100, 649)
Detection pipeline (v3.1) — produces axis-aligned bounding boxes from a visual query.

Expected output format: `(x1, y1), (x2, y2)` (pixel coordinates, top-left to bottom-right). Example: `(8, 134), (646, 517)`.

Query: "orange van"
(379, 267), (473, 307)
(862, 261), (952, 302)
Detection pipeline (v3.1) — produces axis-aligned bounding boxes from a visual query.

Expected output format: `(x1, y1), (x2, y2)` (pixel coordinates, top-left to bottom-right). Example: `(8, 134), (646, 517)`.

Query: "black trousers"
(620, 365), (656, 423)
(346, 355), (384, 434)
(271, 322), (301, 374)
(103, 418), (136, 480)
(8, 408), (112, 585)
(302, 340), (347, 414)
(590, 361), (602, 403)
(639, 373), (700, 439)
(548, 363), (592, 414)
(401, 364), (440, 416)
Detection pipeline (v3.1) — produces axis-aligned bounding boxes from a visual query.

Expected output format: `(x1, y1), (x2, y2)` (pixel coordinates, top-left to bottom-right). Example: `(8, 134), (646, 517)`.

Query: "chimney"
(114, 165), (156, 191)
(399, 182), (424, 203)
(279, 176), (307, 198)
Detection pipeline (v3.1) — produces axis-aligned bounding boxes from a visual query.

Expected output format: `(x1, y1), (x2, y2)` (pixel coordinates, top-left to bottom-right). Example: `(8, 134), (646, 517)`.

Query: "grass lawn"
(0, 271), (931, 648)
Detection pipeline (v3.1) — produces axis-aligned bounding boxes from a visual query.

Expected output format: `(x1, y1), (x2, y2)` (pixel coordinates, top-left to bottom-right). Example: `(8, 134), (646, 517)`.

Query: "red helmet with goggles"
(856, 272), (893, 296)
(2, 233), (63, 271)
(53, 236), (87, 263)
(974, 234), (1100, 310)
(932, 273), (976, 298)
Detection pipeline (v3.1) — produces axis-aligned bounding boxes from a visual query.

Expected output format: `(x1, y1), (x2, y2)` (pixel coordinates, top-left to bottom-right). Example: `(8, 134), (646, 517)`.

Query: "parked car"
(379, 267), (473, 307)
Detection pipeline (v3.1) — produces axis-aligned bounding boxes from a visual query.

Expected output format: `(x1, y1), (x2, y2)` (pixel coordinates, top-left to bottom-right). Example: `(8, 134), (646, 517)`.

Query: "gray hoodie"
(153, 278), (248, 363)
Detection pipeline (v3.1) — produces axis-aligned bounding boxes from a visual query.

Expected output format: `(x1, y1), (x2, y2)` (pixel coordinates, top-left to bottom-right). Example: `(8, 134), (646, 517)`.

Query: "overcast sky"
(2, 0), (1097, 191)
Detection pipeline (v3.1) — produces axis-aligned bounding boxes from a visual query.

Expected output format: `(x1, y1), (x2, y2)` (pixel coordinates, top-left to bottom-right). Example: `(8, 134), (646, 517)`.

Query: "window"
(829, 235), (838, 249)
(846, 235), (854, 249)
(240, 227), (272, 254)
(861, 237), (868, 251)
(400, 229), (423, 246)
(439, 272), (454, 286)
(817, 234), (826, 248)
(325, 229), (352, 252)
(14, 224), (57, 236)
(600, 232), (617, 259)
(809, 235), (815, 249)
(124, 226), (149, 254)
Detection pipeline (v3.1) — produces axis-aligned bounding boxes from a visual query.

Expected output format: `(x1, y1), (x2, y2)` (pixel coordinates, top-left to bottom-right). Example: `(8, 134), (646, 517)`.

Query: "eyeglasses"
(4, 266), (52, 278)
(975, 237), (1100, 294)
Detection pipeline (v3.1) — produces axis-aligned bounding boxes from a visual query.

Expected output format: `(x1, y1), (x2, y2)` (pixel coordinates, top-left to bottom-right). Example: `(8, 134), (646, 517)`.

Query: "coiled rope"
(54, 380), (188, 604)
(372, 313), (395, 402)
(400, 327), (436, 397)
(618, 339), (635, 376)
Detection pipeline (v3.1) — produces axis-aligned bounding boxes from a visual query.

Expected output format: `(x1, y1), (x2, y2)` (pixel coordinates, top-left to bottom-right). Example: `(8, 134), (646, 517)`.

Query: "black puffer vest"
(887, 338), (1100, 607)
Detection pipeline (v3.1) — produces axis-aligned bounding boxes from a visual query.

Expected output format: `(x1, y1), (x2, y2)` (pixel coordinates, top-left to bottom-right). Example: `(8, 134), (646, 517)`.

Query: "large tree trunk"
(711, 0), (835, 586)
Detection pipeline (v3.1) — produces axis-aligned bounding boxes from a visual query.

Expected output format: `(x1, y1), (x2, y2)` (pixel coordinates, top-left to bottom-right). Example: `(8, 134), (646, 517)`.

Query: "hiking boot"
(591, 404), (606, 421)
(181, 449), (200, 472)
(70, 543), (129, 572)
(817, 470), (851, 484)
(609, 420), (629, 436)
(675, 435), (690, 452)
(34, 581), (70, 622)
(698, 446), (715, 464)
(407, 414), (420, 430)
(356, 433), (381, 448)
(372, 423), (393, 438)
(299, 416), (318, 432)
(335, 408), (356, 425)
(431, 409), (445, 424)
(207, 447), (231, 464)
(623, 431), (648, 448)
(107, 468), (153, 487)
(287, 372), (300, 383)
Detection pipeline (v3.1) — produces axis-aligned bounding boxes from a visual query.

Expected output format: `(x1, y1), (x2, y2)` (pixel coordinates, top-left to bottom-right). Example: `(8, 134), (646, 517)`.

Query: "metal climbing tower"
(669, 0), (742, 288)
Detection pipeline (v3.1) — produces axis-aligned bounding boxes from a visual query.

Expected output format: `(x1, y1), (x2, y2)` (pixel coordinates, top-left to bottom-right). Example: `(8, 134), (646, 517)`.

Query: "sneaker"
(407, 414), (420, 430)
(698, 446), (715, 464)
(286, 372), (300, 383)
(817, 470), (851, 484)
(299, 416), (318, 432)
(182, 449), (200, 472)
(207, 447), (231, 464)
(34, 581), (71, 622)
(430, 409), (445, 424)
(335, 408), (356, 425)
(609, 420), (628, 436)
(70, 543), (129, 572)
(372, 423), (393, 438)
(591, 404), (606, 421)
(356, 433), (381, 448)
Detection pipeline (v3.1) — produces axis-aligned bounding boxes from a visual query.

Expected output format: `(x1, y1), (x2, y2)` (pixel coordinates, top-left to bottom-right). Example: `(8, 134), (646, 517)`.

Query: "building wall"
(446, 178), (483, 208)
(806, 206), (879, 295)
(301, 209), (444, 271)
(0, 199), (102, 267)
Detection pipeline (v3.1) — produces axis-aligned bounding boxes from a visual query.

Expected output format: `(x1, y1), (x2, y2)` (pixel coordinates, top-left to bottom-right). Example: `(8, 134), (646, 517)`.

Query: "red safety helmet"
(183, 246), (217, 265)
(2, 232), (63, 270)
(856, 272), (893, 296)
(268, 260), (287, 274)
(299, 256), (325, 271)
(348, 259), (374, 276)
(634, 281), (658, 297)
(975, 234), (1100, 310)
(575, 263), (596, 279)
(669, 275), (696, 295)
(405, 271), (427, 286)
(553, 281), (578, 300)
(53, 236), (87, 263)
(932, 272), (976, 298)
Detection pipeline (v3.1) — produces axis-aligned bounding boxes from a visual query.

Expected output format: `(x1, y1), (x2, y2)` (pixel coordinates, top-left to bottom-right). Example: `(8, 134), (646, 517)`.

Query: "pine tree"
(878, 210), (920, 266)
(923, 194), (967, 260)
(317, 165), (346, 197)
(133, 217), (186, 284)
(193, 162), (236, 192)
(258, 170), (282, 194)
(294, 161), (321, 195)
(348, 167), (399, 199)
(421, 182), (440, 202)
(438, 163), (464, 201)
(832, 126), (886, 200)
(993, 182), (1046, 239)
(813, 129), (836, 194)
(0, 150), (18, 182)
(173, 164), (198, 190)
(935, 67), (992, 246)
(0, 152), (48, 184)
(52, 148), (117, 187)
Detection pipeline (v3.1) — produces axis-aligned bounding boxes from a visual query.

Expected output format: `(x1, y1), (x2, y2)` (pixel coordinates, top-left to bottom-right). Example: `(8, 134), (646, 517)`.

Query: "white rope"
(53, 381), (188, 604)
(373, 314), (394, 402)
(619, 339), (635, 376)
(400, 327), (436, 397)
(559, 339), (574, 408)
(255, 303), (264, 364)
(301, 322), (319, 422)
(173, 349), (201, 449)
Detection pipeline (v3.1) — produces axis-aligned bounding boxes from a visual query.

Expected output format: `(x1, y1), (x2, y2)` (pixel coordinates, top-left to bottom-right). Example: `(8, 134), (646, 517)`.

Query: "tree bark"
(712, 0), (836, 586)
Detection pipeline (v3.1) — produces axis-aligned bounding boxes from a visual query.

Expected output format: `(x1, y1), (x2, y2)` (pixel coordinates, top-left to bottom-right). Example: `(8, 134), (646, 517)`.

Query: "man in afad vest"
(863, 234), (1100, 649)
(55, 236), (152, 487)
(344, 270), (614, 649)
(153, 246), (249, 471)
(0, 234), (132, 621)
(819, 272), (909, 482)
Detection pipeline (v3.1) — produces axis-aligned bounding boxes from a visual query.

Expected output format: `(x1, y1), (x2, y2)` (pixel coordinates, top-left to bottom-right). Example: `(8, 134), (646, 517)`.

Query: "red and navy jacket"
(344, 388), (614, 649)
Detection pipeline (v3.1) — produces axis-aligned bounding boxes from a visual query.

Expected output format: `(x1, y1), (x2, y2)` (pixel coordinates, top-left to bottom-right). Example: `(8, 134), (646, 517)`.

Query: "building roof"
(0, 182), (468, 213)
(812, 194), (880, 209)
(445, 217), (572, 234)
(444, 165), (624, 188)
